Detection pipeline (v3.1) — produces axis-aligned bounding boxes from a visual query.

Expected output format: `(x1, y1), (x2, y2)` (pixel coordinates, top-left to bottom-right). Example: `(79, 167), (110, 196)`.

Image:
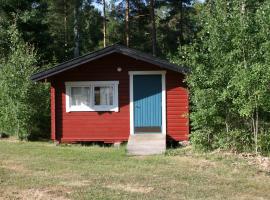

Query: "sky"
(92, 0), (205, 12)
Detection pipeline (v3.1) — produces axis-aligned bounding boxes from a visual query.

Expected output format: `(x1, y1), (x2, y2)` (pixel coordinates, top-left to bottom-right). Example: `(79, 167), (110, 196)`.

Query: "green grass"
(0, 140), (270, 200)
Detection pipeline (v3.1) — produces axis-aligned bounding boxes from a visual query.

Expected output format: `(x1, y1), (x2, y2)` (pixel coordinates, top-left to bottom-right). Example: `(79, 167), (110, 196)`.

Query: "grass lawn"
(0, 140), (270, 200)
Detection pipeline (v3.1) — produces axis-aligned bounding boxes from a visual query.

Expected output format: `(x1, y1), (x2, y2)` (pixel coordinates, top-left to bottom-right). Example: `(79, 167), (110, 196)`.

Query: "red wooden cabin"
(31, 45), (189, 154)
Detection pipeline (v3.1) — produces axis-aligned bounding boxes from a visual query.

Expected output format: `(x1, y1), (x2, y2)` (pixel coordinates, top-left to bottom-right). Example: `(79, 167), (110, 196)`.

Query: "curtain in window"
(94, 86), (113, 105)
(71, 87), (90, 107)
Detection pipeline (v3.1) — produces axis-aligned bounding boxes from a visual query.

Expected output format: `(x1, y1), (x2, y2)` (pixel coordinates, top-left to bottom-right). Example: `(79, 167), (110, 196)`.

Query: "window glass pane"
(70, 87), (90, 107)
(94, 86), (113, 106)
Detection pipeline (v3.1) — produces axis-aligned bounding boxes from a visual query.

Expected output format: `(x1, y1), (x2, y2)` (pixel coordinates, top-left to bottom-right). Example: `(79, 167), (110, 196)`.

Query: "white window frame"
(92, 81), (119, 112)
(65, 81), (119, 112)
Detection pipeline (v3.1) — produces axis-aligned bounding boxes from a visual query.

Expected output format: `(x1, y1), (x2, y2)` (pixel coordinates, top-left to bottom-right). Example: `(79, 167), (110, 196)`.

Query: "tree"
(125, 0), (130, 47)
(156, 0), (195, 56)
(95, 0), (108, 47)
(149, 0), (156, 56)
(79, 3), (103, 54)
(45, 0), (74, 61)
(0, 22), (50, 139)
(127, 0), (150, 52)
(47, 0), (102, 61)
(172, 0), (270, 153)
(0, 0), (52, 64)
(102, 0), (107, 47)
(73, 0), (81, 57)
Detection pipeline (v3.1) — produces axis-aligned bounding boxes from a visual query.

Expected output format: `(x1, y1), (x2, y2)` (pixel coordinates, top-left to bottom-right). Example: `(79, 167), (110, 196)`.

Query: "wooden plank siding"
(50, 53), (189, 142)
(166, 70), (189, 141)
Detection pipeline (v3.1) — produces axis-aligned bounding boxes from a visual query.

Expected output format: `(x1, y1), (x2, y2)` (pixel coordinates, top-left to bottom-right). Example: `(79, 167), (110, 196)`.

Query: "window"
(94, 86), (113, 106)
(65, 81), (119, 112)
(70, 87), (90, 107)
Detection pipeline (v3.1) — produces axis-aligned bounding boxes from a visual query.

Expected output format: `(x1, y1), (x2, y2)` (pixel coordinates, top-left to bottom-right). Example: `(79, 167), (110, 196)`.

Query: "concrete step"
(127, 148), (165, 155)
(127, 150), (165, 156)
(127, 142), (165, 146)
(127, 134), (166, 155)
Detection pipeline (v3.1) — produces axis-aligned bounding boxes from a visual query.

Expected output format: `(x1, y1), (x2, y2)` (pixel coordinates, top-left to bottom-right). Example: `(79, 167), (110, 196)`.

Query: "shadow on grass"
(58, 141), (128, 148)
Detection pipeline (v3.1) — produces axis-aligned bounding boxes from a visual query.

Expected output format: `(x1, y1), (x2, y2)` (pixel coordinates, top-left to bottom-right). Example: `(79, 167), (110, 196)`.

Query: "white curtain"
(100, 87), (113, 105)
(71, 87), (90, 107)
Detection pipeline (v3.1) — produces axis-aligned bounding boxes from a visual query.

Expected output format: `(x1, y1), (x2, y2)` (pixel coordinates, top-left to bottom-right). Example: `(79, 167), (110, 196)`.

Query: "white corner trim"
(161, 72), (166, 135)
(129, 71), (166, 135)
(129, 74), (134, 135)
(66, 85), (71, 112)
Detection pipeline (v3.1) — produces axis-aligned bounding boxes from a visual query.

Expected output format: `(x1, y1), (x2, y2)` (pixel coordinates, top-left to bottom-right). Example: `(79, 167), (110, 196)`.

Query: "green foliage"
(79, 3), (103, 54)
(0, 0), (52, 63)
(0, 23), (50, 140)
(212, 130), (254, 152)
(172, 0), (270, 155)
(105, 0), (125, 45)
(1, 0), (199, 60)
(190, 129), (213, 151)
(156, 0), (197, 56)
(258, 131), (270, 156)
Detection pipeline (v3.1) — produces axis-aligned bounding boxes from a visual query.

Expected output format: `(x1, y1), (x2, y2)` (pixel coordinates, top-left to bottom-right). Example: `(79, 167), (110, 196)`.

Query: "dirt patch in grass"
(59, 180), (92, 187)
(242, 154), (270, 172)
(0, 186), (71, 200)
(0, 160), (30, 175)
(105, 184), (153, 194)
(0, 136), (18, 143)
(236, 194), (267, 200)
(170, 155), (217, 170)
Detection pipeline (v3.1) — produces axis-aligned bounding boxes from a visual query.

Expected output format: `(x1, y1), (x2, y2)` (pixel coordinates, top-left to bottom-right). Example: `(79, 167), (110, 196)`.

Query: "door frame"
(129, 71), (166, 135)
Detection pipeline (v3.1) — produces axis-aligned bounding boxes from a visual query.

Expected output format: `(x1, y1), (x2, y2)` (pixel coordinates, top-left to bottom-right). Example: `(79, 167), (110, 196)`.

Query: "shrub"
(212, 130), (253, 153)
(258, 131), (270, 156)
(0, 132), (9, 138)
(190, 129), (213, 151)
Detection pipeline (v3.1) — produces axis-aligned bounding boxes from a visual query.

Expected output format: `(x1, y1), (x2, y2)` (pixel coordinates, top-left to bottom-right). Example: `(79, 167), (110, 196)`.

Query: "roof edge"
(31, 44), (188, 82)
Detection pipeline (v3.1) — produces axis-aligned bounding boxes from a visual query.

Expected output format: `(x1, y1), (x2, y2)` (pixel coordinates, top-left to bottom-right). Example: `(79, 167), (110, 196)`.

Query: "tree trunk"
(251, 107), (259, 155)
(103, 0), (107, 47)
(64, 0), (67, 58)
(73, 1), (80, 57)
(149, 0), (157, 56)
(125, 0), (130, 47)
(179, 0), (183, 48)
(16, 102), (20, 140)
(225, 115), (229, 133)
(207, 0), (214, 14)
(241, 0), (246, 14)
(255, 103), (259, 155)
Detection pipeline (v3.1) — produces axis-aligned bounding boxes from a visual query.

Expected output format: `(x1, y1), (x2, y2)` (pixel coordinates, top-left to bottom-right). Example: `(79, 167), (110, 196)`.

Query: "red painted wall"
(50, 85), (56, 140)
(49, 53), (189, 142)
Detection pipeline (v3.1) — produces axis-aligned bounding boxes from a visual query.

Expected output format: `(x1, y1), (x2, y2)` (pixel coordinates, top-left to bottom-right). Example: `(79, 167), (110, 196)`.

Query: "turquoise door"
(133, 75), (162, 133)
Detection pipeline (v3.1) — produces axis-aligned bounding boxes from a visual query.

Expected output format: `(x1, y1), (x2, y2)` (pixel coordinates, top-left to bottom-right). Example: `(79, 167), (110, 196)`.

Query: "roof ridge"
(31, 45), (188, 81)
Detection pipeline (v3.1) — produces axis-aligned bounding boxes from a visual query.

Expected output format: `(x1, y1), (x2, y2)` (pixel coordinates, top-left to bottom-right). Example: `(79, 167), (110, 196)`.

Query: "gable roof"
(31, 44), (189, 81)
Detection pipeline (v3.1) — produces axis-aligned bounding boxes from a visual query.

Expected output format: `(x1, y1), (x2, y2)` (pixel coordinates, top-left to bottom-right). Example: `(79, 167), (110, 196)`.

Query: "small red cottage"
(31, 45), (189, 155)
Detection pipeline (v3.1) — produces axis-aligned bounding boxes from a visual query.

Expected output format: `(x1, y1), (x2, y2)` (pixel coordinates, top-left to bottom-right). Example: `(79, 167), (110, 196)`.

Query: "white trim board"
(129, 71), (166, 135)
